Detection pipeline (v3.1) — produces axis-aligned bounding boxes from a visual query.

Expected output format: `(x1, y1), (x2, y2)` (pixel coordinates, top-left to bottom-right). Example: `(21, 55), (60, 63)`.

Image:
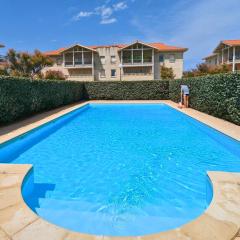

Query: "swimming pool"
(0, 103), (240, 236)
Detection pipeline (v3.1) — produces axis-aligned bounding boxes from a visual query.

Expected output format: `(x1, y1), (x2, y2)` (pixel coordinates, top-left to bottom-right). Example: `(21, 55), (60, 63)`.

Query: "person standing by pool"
(180, 85), (190, 108)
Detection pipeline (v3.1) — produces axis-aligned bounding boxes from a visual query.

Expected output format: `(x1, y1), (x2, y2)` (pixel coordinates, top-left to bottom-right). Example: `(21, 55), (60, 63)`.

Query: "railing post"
(232, 47), (236, 72)
(228, 47), (230, 64)
(222, 49), (224, 64)
(73, 49), (75, 67)
(152, 49), (154, 79)
(131, 49), (133, 64)
(92, 52), (94, 81)
(82, 49), (84, 65)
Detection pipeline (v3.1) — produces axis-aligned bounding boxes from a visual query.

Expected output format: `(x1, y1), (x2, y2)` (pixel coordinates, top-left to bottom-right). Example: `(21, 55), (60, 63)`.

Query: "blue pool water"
(0, 103), (240, 236)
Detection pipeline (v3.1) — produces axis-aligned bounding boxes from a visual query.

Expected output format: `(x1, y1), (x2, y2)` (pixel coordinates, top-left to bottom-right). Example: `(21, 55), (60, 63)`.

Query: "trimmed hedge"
(169, 73), (240, 125)
(84, 80), (169, 100)
(1, 74), (239, 125)
(0, 76), (84, 124)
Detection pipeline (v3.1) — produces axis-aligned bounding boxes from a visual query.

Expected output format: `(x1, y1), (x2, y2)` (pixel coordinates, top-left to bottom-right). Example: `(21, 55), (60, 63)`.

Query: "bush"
(160, 65), (175, 80)
(169, 73), (240, 125)
(84, 80), (169, 100)
(0, 68), (9, 76)
(45, 70), (66, 80)
(1, 74), (239, 126)
(183, 63), (230, 78)
(0, 76), (84, 124)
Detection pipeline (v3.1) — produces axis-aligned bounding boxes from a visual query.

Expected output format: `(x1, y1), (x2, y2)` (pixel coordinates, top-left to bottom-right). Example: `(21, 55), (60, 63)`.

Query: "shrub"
(0, 76), (84, 124)
(84, 80), (169, 100)
(6, 49), (53, 78)
(45, 70), (66, 80)
(160, 65), (175, 80)
(0, 68), (9, 76)
(169, 73), (240, 125)
(183, 63), (230, 78)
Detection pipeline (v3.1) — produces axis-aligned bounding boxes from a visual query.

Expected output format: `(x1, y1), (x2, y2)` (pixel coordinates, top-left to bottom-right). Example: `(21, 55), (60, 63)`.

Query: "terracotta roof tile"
(222, 40), (240, 46)
(44, 42), (188, 56)
(148, 43), (188, 52)
(44, 48), (66, 56)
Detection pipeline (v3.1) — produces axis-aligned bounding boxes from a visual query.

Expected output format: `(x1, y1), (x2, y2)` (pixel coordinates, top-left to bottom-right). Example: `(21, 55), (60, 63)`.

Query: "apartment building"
(203, 40), (240, 72)
(44, 40), (188, 81)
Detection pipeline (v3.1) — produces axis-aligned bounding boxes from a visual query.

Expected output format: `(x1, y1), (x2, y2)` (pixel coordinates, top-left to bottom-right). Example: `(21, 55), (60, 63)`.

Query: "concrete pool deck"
(0, 100), (240, 240)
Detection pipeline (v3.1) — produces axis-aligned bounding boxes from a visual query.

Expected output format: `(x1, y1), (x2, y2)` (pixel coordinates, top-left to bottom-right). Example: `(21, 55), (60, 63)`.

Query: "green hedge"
(1, 74), (239, 126)
(0, 76), (84, 124)
(169, 73), (240, 125)
(84, 80), (169, 100)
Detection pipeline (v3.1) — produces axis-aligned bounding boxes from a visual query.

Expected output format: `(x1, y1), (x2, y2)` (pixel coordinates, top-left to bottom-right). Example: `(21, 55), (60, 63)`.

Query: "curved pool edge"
(0, 164), (240, 240)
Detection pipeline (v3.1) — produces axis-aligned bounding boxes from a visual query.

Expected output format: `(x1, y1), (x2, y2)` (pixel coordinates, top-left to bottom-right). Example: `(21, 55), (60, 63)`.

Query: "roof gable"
(44, 41), (188, 56)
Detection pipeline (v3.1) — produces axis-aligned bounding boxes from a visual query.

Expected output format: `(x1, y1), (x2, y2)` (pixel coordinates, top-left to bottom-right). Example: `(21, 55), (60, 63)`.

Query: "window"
(111, 55), (116, 64)
(169, 54), (175, 63)
(74, 52), (82, 65)
(100, 69), (106, 78)
(133, 50), (142, 63)
(159, 54), (164, 63)
(56, 57), (62, 66)
(100, 56), (105, 64)
(84, 52), (92, 64)
(143, 50), (152, 63)
(236, 47), (240, 60)
(64, 52), (73, 66)
(122, 51), (132, 64)
(123, 66), (152, 75)
(111, 69), (116, 78)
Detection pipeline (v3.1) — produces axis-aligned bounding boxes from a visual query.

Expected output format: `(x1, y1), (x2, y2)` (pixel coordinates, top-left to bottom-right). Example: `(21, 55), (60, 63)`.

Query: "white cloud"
(113, 2), (128, 11)
(73, 1), (129, 24)
(101, 18), (117, 24)
(73, 11), (94, 21)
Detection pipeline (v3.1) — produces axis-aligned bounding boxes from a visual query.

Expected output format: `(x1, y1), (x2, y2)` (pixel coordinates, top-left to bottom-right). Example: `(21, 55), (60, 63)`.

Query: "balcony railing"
(122, 60), (153, 66)
(64, 61), (93, 68)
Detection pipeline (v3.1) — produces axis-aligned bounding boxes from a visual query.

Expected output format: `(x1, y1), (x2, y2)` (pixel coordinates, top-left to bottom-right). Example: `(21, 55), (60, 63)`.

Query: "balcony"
(218, 46), (240, 64)
(63, 50), (93, 68)
(121, 48), (153, 67)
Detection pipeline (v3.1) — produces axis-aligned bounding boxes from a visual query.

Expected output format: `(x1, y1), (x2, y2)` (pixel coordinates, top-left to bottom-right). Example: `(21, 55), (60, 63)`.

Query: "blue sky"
(0, 0), (239, 69)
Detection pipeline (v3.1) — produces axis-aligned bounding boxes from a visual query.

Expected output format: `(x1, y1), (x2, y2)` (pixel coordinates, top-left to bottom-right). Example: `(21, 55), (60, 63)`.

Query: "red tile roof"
(148, 43), (187, 52)
(44, 42), (188, 56)
(222, 40), (240, 46)
(44, 48), (66, 56)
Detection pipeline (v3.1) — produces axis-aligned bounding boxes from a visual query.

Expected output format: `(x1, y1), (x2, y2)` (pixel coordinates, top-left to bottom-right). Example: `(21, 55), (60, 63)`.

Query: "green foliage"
(160, 65), (175, 80)
(0, 74), (239, 126)
(84, 80), (169, 100)
(0, 68), (9, 76)
(169, 73), (240, 125)
(183, 63), (230, 78)
(0, 76), (84, 124)
(7, 49), (53, 78)
(45, 70), (66, 80)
